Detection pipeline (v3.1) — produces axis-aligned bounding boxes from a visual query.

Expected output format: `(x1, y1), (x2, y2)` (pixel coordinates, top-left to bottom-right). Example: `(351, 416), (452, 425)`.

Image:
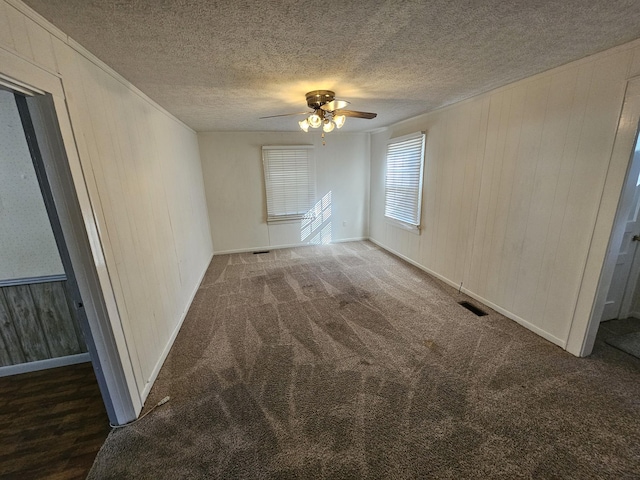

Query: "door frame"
(0, 46), (138, 424)
(567, 76), (640, 356)
(600, 147), (640, 322)
(618, 177), (640, 320)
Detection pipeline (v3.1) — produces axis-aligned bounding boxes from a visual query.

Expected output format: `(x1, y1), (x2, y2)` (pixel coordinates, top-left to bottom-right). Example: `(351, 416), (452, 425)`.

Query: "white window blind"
(384, 132), (426, 230)
(263, 146), (316, 223)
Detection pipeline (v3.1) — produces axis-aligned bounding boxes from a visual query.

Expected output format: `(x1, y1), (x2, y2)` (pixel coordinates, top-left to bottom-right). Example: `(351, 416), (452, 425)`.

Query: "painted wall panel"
(0, 2), (14, 49)
(51, 46), (213, 391)
(512, 69), (575, 322)
(541, 51), (631, 340)
(198, 131), (369, 253)
(370, 41), (640, 350)
(4, 3), (32, 60)
(23, 15), (56, 72)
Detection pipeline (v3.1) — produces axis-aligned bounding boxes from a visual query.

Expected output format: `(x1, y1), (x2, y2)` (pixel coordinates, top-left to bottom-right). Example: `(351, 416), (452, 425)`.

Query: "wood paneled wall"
(0, 280), (86, 367)
(370, 41), (640, 351)
(0, 0), (213, 406)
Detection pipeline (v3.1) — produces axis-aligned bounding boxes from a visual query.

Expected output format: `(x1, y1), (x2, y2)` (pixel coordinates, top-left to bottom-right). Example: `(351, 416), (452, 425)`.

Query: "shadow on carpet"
(606, 331), (640, 360)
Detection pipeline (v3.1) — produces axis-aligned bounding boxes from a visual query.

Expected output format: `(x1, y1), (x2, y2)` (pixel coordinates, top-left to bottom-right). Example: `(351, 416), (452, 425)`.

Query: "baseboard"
(214, 242), (308, 255)
(368, 238), (567, 350)
(0, 352), (91, 378)
(460, 289), (566, 349)
(139, 251), (214, 407)
(213, 237), (369, 255)
(331, 237), (369, 244)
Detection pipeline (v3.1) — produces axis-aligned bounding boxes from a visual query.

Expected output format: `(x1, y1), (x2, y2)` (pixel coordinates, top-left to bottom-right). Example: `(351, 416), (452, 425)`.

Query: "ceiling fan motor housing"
(306, 90), (335, 110)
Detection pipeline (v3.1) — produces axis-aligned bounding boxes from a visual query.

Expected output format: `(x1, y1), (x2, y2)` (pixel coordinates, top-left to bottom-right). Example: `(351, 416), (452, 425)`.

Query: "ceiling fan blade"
(320, 99), (350, 111)
(259, 111), (310, 119)
(335, 109), (377, 119)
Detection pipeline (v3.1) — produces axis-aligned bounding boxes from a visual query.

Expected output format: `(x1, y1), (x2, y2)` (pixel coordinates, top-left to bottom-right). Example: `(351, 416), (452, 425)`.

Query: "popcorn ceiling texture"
(23, 0), (640, 132)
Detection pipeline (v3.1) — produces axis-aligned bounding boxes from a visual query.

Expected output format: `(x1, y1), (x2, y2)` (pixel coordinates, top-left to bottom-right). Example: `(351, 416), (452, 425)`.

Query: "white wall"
(0, 89), (63, 281)
(370, 39), (640, 353)
(0, 1), (213, 409)
(199, 131), (369, 253)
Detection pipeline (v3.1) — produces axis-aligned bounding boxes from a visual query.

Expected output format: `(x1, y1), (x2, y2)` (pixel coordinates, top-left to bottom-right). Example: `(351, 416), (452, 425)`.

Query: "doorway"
(601, 138), (640, 323)
(0, 88), (88, 375)
(595, 118), (640, 359)
(575, 76), (640, 357)
(0, 49), (137, 431)
(0, 87), (112, 478)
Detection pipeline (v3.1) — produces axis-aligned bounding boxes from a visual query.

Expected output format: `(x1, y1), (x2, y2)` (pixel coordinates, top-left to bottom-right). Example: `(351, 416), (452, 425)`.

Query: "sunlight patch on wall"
(301, 191), (332, 245)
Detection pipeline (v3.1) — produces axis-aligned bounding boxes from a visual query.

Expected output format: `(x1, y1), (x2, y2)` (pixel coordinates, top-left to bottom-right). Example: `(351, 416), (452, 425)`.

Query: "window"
(262, 145), (315, 223)
(384, 131), (426, 232)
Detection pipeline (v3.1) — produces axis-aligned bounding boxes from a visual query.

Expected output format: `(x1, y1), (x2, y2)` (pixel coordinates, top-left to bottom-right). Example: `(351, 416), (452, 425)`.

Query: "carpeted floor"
(88, 241), (640, 479)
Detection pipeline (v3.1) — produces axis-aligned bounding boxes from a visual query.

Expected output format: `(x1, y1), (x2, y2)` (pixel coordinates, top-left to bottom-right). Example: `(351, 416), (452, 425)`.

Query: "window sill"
(267, 214), (311, 225)
(384, 216), (421, 235)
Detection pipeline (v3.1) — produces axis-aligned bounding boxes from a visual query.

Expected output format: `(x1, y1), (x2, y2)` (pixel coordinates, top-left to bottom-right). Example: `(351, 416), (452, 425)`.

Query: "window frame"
(384, 131), (426, 233)
(262, 145), (316, 224)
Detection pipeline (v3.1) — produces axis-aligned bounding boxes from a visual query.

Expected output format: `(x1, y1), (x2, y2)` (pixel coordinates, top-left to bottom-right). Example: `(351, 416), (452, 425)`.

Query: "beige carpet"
(88, 241), (640, 479)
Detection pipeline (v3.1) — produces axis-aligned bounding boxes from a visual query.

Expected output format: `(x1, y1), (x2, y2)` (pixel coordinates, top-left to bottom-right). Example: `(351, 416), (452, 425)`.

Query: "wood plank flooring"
(0, 281), (87, 367)
(0, 362), (110, 479)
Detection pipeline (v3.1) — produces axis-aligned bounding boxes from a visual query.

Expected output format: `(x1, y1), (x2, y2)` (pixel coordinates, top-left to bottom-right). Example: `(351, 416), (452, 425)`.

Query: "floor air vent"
(458, 301), (488, 316)
(253, 250), (270, 254)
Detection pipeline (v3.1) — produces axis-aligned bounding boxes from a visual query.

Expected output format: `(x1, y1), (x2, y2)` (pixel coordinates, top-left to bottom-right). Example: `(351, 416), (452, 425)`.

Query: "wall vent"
(458, 301), (488, 316)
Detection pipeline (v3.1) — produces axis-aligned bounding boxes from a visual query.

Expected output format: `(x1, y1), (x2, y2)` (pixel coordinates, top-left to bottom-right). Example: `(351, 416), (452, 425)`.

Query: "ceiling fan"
(260, 90), (377, 134)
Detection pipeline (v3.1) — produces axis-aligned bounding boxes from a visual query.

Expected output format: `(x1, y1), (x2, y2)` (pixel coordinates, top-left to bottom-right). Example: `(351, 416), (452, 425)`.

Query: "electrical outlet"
(342, 221), (347, 227)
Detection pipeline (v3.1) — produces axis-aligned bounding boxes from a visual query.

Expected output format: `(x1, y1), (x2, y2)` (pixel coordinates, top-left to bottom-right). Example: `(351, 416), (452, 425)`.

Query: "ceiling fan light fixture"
(323, 120), (335, 133)
(308, 112), (322, 128)
(260, 91), (376, 142)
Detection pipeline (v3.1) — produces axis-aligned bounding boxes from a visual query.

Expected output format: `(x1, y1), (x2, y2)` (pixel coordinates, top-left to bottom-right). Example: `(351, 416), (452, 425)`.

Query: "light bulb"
(333, 114), (346, 129)
(299, 119), (309, 132)
(323, 120), (335, 133)
(308, 113), (322, 128)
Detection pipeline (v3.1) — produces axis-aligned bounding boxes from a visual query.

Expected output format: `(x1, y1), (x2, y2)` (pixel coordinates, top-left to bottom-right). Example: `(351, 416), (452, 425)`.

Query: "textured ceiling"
(23, 0), (640, 132)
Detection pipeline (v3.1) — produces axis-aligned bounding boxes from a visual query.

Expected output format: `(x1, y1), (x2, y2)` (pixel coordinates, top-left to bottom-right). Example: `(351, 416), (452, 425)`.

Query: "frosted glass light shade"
(308, 113), (322, 128)
(299, 119), (310, 132)
(333, 114), (346, 129)
(323, 120), (335, 133)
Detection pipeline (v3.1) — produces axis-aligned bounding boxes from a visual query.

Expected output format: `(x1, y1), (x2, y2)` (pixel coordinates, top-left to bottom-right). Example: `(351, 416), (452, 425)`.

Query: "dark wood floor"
(0, 362), (110, 479)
